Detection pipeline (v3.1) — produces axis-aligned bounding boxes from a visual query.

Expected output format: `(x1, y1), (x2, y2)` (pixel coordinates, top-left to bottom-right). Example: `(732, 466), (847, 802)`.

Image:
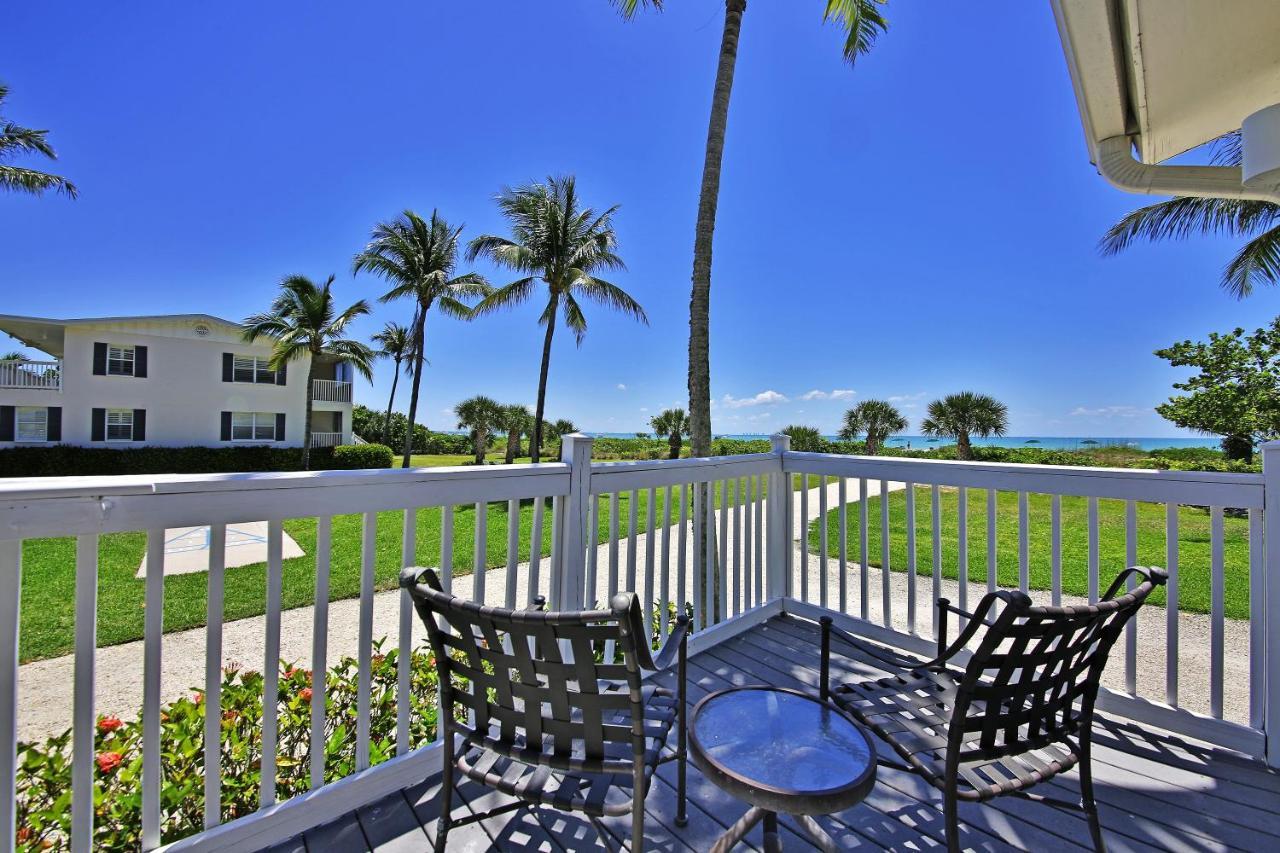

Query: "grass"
(807, 486), (1251, 619)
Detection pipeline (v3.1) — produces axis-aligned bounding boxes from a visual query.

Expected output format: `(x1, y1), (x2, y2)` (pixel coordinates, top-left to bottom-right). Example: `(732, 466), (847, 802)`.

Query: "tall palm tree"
(370, 321), (413, 446)
(499, 403), (533, 464)
(469, 176), (647, 462)
(611, 0), (888, 459)
(1100, 132), (1280, 299)
(0, 83), (77, 198)
(242, 275), (375, 469)
(920, 392), (1008, 462)
(353, 209), (490, 467)
(839, 399), (908, 455)
(650, 408), (691, 459)
(455, 395), (503, 465)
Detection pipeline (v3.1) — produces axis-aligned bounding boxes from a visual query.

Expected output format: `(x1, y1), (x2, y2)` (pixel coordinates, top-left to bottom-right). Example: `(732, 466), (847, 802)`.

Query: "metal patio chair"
(400, 567), (690, 852)
(819, 566), (1167, 853)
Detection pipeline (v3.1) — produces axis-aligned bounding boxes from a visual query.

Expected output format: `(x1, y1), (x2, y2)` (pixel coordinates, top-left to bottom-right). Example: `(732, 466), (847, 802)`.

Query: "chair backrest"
(950, 567), (1167, 761)
(400, 567), (651, 775)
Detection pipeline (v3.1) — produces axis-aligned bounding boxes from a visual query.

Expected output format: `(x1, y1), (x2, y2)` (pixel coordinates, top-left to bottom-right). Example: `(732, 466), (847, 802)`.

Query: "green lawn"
(807, 486), (1251, 619)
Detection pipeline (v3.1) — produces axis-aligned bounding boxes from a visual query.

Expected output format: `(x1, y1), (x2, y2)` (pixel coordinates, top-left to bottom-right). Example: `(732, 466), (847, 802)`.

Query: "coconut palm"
(839, 399), (908, 455)
(0, 83), (77, 198)
(242, 275), (375, 469)
(455, 395), (503, 465)
(1100, 132), (1280, 298)
(499, 403), (533, 464)
(370, 321), (413, 445)
(650, 408), (691, 459)
(920, 392), (1008, 461)
(353, 210), (490, 466)
(468, 176), (647, 462)
(612, 1), (888, 459)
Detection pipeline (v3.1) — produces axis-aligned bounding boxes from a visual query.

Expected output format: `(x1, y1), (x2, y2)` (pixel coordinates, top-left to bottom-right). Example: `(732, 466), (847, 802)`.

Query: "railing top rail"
(589, 452), (778, 493)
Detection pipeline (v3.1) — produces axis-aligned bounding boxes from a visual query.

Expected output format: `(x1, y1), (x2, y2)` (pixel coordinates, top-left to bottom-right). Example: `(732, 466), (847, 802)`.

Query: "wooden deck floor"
(267, 615), (1280, 852)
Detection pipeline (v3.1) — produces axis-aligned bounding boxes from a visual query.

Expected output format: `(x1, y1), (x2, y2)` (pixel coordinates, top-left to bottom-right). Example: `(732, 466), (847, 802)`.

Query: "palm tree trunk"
(382, 359), (401, 445)
(957, 432), (972, 461)
(474, 430), (486, 465)
(531, 298), (559, 464)
(866, 435), (879, 456)
(401, 306), (429, 467)
(302, 357), (317, 470)
(505, 429), (519, 464)
(668, 434), (681, 460)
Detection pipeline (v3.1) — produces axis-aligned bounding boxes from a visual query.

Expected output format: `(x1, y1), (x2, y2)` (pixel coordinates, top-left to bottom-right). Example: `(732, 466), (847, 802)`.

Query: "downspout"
(1096, 135), (1280, 205)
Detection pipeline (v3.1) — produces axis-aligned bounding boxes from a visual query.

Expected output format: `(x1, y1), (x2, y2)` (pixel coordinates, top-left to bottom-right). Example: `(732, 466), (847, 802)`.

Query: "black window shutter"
(91, 408), (106, 442)
(47, 407), (62, 442)
(275, 361), (287, 386)
(92, 342), (107, 376)
(220, 411), (232, 441)
(275, 413), (286, 441)
(222, 353), (234, 382)
(132, 409), (146, 441)
(0, 407), (13, 442)
(334, 411), (342, 434)
(134, 346), (148, 378)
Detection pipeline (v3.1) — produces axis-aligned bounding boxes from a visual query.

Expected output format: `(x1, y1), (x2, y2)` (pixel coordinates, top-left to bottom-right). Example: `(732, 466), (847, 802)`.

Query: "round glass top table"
(688, 686), (876, 853)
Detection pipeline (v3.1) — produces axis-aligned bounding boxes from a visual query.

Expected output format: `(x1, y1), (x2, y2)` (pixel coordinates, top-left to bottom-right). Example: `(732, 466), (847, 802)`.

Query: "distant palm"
(650, 408), (690, 459)
(839, 399), (907, 455)
(544, 418), (578, 458)
(1100, 132), (1280, 298)
(499, 403), (533, 464)
(353, 209), (490, 466)
(455, 395), (503, 465)
(469, 176), (647, 462)
(920, 392), (1008, 461)
(1, 351), (27, 362)
(0, 83), (77, 198)
(371, 321), (413, 446)
(242, 275), (375, 469)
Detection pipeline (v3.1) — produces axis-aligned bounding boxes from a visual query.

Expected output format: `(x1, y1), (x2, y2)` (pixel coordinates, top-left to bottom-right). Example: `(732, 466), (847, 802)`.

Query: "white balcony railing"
(311, 379), (352, 403)
(0, 359), (61, 391)
(0, 437), (1277, 851)
(309, 431), (343, 448)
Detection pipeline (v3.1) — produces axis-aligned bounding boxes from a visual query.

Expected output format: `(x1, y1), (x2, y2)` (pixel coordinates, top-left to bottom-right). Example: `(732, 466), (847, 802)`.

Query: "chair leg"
(631, 792), (645, 852)
(1079, 741), (1107, 852)
(435, 738), (454, 853)
(675, 639), (689, 827)
(944, 788), (960, 853)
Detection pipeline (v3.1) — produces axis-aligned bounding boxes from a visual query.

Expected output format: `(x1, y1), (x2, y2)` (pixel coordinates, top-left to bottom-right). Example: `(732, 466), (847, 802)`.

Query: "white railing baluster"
(310, 518), (330, 787)
(1249, 507), (1265, 730)
(529, 497), (545, 605)
(1018, 492), (1029, 594)
(1051, 495), (1063, 606)
(398, 509), (415, 755)
(204, 525), (226, 824)
(718, 479), (730, 622)
(754, 475), (765, 606)
(986, 488), (998, 594)
(645, 487), (657, 638)
(799, 478), (810, 603)
(356, 513), (376, 771)
(261, 519), (282, 807)
(818, 476), (829, 609)
(957, 488), (969, 614)
(931, 485), (941, 638)
(1124, 501), (1137, 695)
(678, 484), (689, 624)
(660, 486), (673, 640)
(608, 491), (621, 655)
(838, 478), (848, 614)
(906, 484), (917, 633)
(1211, 506), (1225, 719)
(142, 528), (165, 850)
(0, 539), (20, 850)
(627, 490), (639, 600)
(741, 478), (752, 611)
(436, 506), (453, 744)
(1088, 497), (1100, 603)
(585, 499), (598, 607)
(72, 535), (98, 853)
(880, 479), (891, 627)
(548, 495), (563, 608)
(473, 502), (486, 603)
(1166, 502), (1180, 707)
(732, 479), (742, 617)
(859, 478), (869, 620)
(505, 499), (520, 609)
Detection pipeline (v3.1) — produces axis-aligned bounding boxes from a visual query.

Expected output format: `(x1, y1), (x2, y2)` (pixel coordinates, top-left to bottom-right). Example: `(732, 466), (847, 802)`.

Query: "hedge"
(0, 443), (392, 478)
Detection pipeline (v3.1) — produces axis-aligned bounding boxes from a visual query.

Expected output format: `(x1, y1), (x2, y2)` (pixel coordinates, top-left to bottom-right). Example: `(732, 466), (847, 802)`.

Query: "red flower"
(15, 826), (31, 843)
(299, 687), (313, 703)
(222, 709), (240, 722)
(285, 667), (300, 680)
(97, 715), (123, 734)
(372, 654), (386, 667)
(192, 692), (203, 705)
(96, 752), (123, 774)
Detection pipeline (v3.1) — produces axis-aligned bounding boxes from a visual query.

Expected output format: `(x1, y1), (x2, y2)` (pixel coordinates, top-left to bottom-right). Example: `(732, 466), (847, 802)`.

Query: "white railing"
(311, 379), (351, 403)
(0, 434), (1276, 852)
(308, 431), (343, 448)
(0, 359), (61, 391)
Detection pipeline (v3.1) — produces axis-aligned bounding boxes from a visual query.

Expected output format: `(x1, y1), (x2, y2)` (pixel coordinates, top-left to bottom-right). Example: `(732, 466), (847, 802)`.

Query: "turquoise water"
(589, 433), (1221, 452)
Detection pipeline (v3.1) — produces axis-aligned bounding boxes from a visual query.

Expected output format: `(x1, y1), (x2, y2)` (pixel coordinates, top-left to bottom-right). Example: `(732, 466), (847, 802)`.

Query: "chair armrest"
(930, 590), (1022, 667)
(647, 615), (691, 673)
(522, 595), (547, 613)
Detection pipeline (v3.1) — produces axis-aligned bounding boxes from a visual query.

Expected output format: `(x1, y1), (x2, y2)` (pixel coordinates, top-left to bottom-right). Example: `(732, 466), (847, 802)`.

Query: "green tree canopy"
(781, 424), (826, 454)
(838, 399), (908, 455)
(454, 395), (503, 465)
(920, 392), (1008, 461)
(650, 408), (690, 459)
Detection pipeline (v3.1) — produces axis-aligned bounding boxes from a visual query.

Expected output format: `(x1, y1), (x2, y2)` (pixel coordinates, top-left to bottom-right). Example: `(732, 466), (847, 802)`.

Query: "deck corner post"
(555, 433), (594, 612)
(1262, 440), (1280, 767)
(766, 433), (791, 602)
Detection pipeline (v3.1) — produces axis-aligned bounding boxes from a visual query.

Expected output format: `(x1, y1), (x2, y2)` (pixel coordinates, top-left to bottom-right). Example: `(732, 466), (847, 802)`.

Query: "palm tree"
(242, 275), (375, 469)
(455, 395), (503, 465)
(353, 210), (490, 467)
(0, 83), (77, 198)
(543, 418), (578, 458)
(839, 399), (908, 455)
(370, 321), (413, 446)
(611, 1), (888, 459)
(1100, 132), (1280, 298)
(499, 403), (533, 464)
(469, 176), (647, 462)
(650, 408), (690, 459)
(920, 392), (1008, 462)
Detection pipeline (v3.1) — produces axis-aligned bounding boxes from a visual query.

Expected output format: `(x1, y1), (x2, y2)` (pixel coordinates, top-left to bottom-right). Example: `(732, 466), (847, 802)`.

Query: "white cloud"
(830, 389), (855, 400)
(721, 390), (788, 409)
(888, 392), (927, 404)
(639, 407), (648, 412)
(800, 388), (856, 402)
(616, 383), (627, 391)
(1069, 405), (1144, 418)
(801, 389), (827, 401)
(746, 412), (772, 422)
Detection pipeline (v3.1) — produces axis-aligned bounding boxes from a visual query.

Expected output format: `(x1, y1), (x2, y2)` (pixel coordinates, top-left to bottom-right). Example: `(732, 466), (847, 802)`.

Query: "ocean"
(586, 434), (1222, 452)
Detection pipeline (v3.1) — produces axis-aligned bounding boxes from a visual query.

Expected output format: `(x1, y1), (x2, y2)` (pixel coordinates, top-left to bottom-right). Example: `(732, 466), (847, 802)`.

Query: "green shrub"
(710, 437), (772, 456)
(330, 443), (393, 469)
(780, 425), (830, 454)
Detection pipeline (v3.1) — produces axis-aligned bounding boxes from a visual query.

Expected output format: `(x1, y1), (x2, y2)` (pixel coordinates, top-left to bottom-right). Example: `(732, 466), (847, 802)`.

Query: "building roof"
(0, 313), (242, 358)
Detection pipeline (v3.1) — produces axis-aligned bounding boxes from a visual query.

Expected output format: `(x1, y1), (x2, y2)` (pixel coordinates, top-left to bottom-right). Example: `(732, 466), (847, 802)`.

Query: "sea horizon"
(582, 433), (1223, 452)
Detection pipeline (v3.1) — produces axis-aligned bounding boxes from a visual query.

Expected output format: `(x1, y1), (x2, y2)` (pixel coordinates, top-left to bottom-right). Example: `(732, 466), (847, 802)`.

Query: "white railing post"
(554, 433), (593, 611)
(1262, 441), (1280, 767)
(766, 433), (791, 601)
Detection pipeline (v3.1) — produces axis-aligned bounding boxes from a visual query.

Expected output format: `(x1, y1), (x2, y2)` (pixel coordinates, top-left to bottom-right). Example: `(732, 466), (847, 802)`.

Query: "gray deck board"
(272, 614), (1280, 853)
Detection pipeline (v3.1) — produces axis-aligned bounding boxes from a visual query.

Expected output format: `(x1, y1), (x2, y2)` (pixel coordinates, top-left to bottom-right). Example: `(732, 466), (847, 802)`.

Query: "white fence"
(0, 434), (1276, 851)
(0, 360), (61, 391)
(308, 431), (343, 448)
(310, 380), (352, 403)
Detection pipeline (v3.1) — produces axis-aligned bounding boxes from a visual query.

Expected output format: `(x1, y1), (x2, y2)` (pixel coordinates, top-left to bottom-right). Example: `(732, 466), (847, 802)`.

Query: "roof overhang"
(0, 314), (242, 359)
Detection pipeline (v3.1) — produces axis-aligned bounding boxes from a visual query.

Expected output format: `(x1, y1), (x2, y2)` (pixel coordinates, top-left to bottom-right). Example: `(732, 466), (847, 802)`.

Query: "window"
(106, 409), (134, 441)
(107, 345), (135, 376)
(232, 355), (277, 384)
(16, 407), (47, 442)
(232, 412), (276, 441)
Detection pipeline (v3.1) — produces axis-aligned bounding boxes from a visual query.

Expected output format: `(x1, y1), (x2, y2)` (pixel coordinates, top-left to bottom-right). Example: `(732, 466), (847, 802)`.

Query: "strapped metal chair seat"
(818, 566), (1167, 853)
(400, 567), (689, 852)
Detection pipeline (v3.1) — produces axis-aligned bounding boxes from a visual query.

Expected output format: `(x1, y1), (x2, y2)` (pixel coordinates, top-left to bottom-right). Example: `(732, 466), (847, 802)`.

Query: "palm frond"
(571, 275), (649, 324)
(1099, 196), (1280, 256)
(823, 0), (889, 65)
(562, 294), (588, 345)
(0, 165), (77, 198)
(610, 0), (662, 18)
(1222, 225), (1280, 298)
(473, 277), (537, 316)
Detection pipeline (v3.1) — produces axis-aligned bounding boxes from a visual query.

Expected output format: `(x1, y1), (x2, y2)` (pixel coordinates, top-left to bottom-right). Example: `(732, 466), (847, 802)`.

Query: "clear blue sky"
(4, 1), (1277, 437)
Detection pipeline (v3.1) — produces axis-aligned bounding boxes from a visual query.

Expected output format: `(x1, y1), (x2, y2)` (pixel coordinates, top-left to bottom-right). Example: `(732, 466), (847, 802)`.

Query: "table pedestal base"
(710, 805), (836, 853)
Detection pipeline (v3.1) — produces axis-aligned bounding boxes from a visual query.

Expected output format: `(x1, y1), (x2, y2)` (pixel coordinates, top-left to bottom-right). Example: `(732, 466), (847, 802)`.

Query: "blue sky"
(3, 1), (1277, 437)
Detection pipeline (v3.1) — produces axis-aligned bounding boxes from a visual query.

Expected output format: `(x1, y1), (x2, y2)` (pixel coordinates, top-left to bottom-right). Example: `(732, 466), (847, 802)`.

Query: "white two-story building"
(0, 313), (355, 449)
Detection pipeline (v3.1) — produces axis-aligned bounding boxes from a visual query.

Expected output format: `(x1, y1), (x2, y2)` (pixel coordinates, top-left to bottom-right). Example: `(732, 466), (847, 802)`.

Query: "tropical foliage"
(839, 399), (907, 455)
(781, 424), (827, 453)
(370, 322), (413, 445)
(0, 82), (77, 198)
(468, 176), (646, 462)
(499, 403), (533, 464)
(920, 391), (1008, 461)
(454, 395), (503, 464)
(241, 275), (375, 469)
(649, 408), (690, 459)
